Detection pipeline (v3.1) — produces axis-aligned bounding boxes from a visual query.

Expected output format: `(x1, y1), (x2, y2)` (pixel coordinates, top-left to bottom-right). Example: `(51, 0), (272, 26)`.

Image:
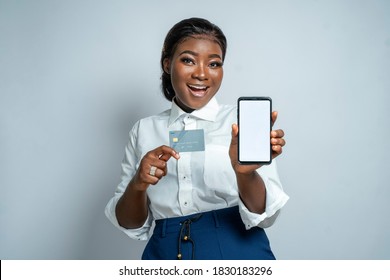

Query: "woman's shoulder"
(129, 109), (171, 132)
(141, 108), (171, 122)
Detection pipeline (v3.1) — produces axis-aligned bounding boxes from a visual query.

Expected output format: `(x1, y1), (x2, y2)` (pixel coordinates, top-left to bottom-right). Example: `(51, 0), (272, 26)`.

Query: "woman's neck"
(173, 97), (195, 113)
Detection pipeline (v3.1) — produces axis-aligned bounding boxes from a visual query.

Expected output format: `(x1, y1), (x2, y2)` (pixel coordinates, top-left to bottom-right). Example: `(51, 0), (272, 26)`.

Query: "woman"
(105, 17), (289, 260)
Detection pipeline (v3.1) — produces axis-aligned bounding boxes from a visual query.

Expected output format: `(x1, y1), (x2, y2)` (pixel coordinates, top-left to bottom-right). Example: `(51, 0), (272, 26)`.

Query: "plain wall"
(1, 0), (389, 259)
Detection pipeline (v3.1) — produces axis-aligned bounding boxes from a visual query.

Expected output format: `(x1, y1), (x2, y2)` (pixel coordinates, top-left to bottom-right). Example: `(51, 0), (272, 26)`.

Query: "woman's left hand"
(229, 111), (286, 174)
(270, 111), (285, 159)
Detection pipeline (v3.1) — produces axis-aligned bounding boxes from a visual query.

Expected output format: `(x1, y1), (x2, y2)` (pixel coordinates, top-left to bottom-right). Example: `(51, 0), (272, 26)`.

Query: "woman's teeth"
(188, 85), (207, 97)
(189, 85), (207, 91)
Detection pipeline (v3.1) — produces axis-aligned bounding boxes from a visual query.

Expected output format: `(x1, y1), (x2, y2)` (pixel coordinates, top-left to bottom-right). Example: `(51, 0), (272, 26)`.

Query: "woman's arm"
(229, 111), (285, 214)
(115, 180), (149, 229)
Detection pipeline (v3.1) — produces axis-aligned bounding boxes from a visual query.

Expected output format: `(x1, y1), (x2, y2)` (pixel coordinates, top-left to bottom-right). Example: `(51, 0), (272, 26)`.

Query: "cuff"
(104, 195), (152, 241)
(238, 177), (289, 229)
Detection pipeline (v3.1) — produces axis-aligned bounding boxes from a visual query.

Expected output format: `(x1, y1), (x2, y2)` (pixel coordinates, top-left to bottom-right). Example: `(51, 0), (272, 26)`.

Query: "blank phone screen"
(238, 97), (271, 164)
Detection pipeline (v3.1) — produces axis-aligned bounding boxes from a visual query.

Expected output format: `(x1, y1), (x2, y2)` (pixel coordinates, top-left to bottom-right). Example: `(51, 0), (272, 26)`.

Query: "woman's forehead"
(174, 36), (223, 56)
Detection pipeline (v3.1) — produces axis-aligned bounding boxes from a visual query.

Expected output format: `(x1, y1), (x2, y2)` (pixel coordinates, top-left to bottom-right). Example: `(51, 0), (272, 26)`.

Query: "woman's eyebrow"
(179, 50), (222, 59)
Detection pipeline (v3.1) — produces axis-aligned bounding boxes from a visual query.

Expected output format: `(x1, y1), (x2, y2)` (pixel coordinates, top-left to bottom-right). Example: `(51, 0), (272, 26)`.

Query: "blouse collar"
(168, 97), (219, 127)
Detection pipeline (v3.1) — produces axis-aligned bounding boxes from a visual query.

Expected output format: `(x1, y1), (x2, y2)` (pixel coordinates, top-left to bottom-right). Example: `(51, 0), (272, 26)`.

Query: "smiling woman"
(105, 17), (289, 260)
(163, 37), (224, 112)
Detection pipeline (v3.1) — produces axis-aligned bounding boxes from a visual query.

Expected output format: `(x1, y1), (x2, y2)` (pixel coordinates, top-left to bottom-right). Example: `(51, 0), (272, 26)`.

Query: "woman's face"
(164, 36), (224, 112)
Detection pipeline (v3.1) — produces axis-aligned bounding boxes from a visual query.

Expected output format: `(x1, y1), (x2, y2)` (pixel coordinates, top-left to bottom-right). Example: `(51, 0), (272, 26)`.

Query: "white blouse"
(105, 97), (289, 240)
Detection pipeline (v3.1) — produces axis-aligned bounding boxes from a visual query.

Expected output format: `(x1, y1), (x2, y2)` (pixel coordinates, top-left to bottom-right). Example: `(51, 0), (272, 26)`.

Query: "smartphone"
(238, 97), (272, 164)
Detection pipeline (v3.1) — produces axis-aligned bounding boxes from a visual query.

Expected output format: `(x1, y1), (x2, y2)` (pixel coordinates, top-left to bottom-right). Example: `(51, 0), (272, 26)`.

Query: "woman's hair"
(160, 17), (227, 101)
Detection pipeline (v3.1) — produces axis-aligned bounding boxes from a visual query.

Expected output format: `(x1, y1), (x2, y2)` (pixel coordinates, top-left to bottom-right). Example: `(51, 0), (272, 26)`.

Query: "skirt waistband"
(154, 206), (240, 237)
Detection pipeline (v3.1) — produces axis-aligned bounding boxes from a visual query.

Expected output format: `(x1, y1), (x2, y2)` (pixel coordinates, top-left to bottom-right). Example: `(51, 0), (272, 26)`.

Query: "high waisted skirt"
(141, 206), (276, 260)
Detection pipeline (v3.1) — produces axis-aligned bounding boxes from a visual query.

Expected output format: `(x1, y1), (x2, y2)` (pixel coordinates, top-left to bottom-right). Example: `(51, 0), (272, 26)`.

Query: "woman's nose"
(192, 64), (208, 80)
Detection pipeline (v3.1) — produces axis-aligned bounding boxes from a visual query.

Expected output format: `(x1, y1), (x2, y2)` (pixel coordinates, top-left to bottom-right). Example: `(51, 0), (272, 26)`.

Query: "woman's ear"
(163, 58), (171, 74)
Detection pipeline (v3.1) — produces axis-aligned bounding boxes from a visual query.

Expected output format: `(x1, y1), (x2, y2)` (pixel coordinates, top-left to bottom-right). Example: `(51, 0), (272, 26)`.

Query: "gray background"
(1, 0), (389, 259)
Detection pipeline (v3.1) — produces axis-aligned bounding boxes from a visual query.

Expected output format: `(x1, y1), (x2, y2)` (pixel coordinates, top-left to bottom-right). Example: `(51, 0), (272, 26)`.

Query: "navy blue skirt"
(142, 206), (275, 260)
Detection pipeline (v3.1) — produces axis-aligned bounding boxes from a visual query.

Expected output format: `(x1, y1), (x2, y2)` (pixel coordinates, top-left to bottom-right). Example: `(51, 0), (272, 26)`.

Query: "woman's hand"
(229, 111), (286, 174)
(132, 145), (180, 191)
(270, 111), (285, 159)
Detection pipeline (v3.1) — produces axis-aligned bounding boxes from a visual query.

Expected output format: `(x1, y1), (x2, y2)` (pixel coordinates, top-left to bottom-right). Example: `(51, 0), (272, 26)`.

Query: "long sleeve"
(104, 122), (153, 240)
(238, 160), (289, 229)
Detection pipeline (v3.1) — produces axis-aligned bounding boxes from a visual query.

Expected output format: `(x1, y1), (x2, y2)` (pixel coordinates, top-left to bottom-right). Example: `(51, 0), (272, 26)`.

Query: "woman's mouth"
(188, 84), (208, 97)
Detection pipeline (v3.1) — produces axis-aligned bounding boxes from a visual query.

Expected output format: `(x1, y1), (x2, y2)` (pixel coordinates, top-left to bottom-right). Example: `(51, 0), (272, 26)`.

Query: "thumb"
(231, 123), (239, 145)
(271, 111), (278, 127)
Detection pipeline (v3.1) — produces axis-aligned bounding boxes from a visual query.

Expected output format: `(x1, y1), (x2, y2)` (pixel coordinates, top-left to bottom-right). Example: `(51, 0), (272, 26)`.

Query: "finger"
(153, 145), (180, 161)
(271, 137), (286, 147)
(148, 167), (165, 180)
(231, 123), (239, 137)
(271, 111), (278, 127)
(136, 167), (159, 186)
(272, 145), (283, 157)
(159, 152), (176, 162)
(230, 123), (239, 145)
(147, 175), (160, 185)
(143, 165), (165, 184)
(271, 129), (285, 138)
(148, 159), (167, 171)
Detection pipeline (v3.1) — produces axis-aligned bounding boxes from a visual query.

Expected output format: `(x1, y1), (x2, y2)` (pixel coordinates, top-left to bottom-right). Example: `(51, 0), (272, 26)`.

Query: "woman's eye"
(209, 61), (223, 68)
(181, 58), (194, 65)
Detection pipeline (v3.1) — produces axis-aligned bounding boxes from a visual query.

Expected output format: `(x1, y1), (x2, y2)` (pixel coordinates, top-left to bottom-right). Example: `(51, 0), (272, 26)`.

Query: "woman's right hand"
(117, 145), (179, 229)
(132, 145), (180, 191)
